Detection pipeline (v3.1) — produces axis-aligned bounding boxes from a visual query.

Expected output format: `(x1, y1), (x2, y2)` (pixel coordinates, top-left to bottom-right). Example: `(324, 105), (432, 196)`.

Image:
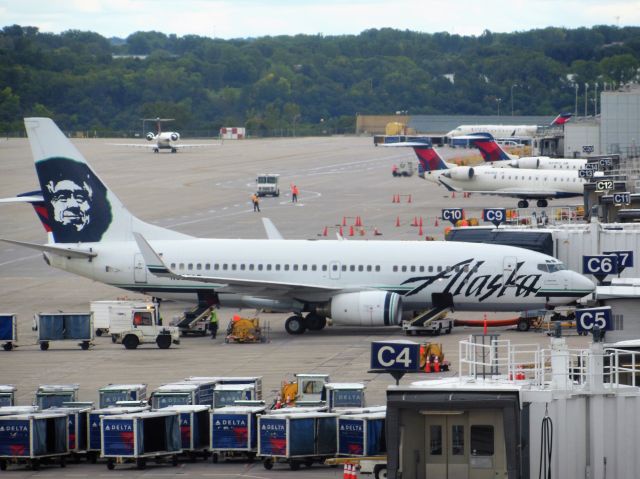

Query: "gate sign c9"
(576, 307), (613, 333)
(582, 255), (619, 276)
(442, 208), (464, 226)
(370, 340), (420, 371)
(483, 208), (506, 227)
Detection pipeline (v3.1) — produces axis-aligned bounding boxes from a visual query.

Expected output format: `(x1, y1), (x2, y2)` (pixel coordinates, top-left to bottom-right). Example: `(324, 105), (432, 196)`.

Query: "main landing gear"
(285, 313), (327, 335)
(517, 199), (548, 208)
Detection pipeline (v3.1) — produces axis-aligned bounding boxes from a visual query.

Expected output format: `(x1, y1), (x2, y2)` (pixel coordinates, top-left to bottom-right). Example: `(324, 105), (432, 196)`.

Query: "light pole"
(574, 83), (579, 118)
(496, 98), (502, 116)
(510, 84), (518, 116)
(594, 82), (599, 116)
(584, 83), (589, 117)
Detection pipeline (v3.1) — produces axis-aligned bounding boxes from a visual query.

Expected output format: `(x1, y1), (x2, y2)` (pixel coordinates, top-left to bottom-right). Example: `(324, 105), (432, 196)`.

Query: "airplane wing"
(108, 143), (158, 149)
(0, 194), (44, 203)
(262, 218), (284, 240)
(0, 238), (97, 259)
(132, 233), (343, 297)
(171, 143), (220, 149)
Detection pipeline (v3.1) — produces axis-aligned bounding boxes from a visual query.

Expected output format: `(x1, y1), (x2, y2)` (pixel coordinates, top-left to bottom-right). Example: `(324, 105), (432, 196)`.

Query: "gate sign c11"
(483, 208), (506, 227)
(582, 255), (619, 278)
(370, 340), (420, 371)
(602, 250), (633, 273)
(442, 208), (464, 225)
(612, 192), (631, 205)
(576, 306), (613, 333)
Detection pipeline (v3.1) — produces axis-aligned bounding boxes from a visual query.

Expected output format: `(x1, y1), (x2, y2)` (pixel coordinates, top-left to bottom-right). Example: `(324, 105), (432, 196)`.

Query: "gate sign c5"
(576, 307), (613, 333)
(370, 340), (420, 371)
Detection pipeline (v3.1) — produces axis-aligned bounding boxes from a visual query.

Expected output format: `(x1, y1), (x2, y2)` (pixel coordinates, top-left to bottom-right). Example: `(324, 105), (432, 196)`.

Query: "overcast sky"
(1, 0), (639, 39)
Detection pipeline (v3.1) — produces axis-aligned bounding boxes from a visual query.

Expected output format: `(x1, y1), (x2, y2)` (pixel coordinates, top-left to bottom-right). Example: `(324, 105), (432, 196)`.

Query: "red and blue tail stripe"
(410, 142), (449, 172)
(468, 133), (511, 163)
(550, 112), (573, 126)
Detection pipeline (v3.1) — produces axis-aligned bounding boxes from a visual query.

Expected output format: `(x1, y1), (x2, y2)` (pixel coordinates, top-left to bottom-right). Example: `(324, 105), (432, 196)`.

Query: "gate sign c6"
(483, 208), (505, 227)
(576, 306), (613, 333)
(442, 208), (464, 226)
(582, 255), (619, 276)
(370, 340), (420, 371)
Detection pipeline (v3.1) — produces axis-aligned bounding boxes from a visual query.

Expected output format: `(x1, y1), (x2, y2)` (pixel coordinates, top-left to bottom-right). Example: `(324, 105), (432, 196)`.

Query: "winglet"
(262, 218), (284, 240)
(132, 232), (175, 277)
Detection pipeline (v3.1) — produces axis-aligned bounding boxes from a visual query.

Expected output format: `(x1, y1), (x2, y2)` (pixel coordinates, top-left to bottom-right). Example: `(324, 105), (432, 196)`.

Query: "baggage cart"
(0, 314), (17, 351)
(48, 406), (91, 459)
(98, 384), (147, 408)
(337, 411), (386, 457)
(35, 384), (79, 409)
(0, 386), (16, 407)
(210, 405), (266, 462)
(0, 412), (69, 471)
(258, 411), (338, 470)
(101, 410), (182, 470)
(323, 383), (366, 411)
(0, 406), (38, 416)
(213, 384), (257, 408)
(151, 380), (215, 409)
(186, 376), (263, 400)
(87, 406), (149, 463)
(160, 405), (210, 461)
(35, 312), (94, 350)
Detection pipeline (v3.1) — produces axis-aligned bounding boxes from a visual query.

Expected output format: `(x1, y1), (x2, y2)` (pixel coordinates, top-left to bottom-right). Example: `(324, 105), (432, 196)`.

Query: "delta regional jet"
(112, 117), (213, 153)
(0, 119), (594, 335)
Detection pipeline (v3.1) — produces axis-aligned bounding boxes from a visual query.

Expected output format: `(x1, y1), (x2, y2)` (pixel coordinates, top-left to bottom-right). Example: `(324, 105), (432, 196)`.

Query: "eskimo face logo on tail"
(36, 157), (112, 243)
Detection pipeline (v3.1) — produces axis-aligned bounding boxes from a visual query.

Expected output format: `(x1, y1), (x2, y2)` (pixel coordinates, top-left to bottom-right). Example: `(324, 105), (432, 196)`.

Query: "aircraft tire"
(285, 316), (306, 335)
(517, 200), (529, 208)
(537, 199), (548, 207)
(305, 314), (327, 331)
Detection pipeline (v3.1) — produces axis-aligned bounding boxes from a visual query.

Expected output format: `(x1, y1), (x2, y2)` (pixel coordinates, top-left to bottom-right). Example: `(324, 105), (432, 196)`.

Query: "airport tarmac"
(0, 135), (591, 477)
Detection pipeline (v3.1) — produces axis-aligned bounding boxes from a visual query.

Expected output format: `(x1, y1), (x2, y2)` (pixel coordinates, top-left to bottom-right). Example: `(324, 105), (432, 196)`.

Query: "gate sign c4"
(576, 307), (613, 333)
(370, 340), (420, 371)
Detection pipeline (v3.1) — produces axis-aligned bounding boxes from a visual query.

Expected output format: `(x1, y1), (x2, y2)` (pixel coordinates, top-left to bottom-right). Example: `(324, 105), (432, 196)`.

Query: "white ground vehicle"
(110, 304), (180, 349)
(91, 300), (156, 337)
(392, 161), (415, 177)
(256, 174), (280, 197)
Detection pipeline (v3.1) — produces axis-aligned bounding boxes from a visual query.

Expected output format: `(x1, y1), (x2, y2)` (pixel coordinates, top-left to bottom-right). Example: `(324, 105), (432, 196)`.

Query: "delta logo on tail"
(551, 112), (573, 126)
(467, 133), (511, 163)
(410, 141), (448, 172)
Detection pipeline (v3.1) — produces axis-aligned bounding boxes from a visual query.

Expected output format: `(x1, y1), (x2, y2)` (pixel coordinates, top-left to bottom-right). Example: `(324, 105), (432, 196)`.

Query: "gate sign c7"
(442, 208), (464, 226)
(483, 208), (506, 227)
(602, 250), (634, 272)
(576, 307), (613, 333)
(370, 340), (420, 371)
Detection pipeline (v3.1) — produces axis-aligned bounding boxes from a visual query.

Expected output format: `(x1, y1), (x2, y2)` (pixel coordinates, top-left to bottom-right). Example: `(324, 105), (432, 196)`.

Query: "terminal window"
(429, 425), (442, 455)
(470, 425), (494, 456)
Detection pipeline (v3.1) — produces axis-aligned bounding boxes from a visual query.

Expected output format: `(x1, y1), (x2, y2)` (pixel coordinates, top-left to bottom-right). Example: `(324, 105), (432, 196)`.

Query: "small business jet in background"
(445, 112), (573, 140)
(0, 118), (594, 335)
(386, 139), (586, 208)
(112, 117), (214, 153)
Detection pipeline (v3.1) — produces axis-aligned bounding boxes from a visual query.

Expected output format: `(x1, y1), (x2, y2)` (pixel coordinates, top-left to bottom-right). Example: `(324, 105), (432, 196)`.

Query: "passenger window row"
(169, 262), (383, 273)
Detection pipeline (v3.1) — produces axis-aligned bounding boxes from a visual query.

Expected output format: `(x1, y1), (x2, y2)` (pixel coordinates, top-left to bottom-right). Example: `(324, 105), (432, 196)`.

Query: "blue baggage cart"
(35, 384), (79, 409)
(48, 406), (92, 458)
(98, 384), (147, 408)
(151, 380), (215, 408)
(101, 410), (181, 470)
(0, 314), (17, 351)
(0, 386), (16, 407)
(86, 406), (148, 463)
(210, 405), (265, 462)
(36, 312), (94, 350)
(258, 411), (337, 470)
(0, 412), (68, 470)
(160, 405), (210, 460)
(337, 411), (386, 457)
(323, 383), (366, 411)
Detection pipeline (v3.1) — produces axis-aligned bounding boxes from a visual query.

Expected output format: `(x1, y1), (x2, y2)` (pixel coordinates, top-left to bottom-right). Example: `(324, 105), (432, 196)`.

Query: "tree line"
(0, 24), (639, 135)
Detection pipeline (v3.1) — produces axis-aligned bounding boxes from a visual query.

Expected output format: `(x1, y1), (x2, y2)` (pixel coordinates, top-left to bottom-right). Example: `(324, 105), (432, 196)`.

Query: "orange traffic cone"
(342, 216), (347, 226)
(356, 216), (362, 227)
(322, 226), (328, 236)
(433, 356), (441, 372)
(407, 194), (412, 203)
(349, 226), (355, 236)
(418, 216), (423, 227)
(451, 191), (456, 198)
(339, 226), (344, 236)
(392, 194), (397, 203)
(274, 396), (282, 409)
(418, 225), (423, 236)
(434, 217), (439, 227)
(395, 216), (400, 227)
(411, 216), (418, 227)
(424, 359), (431, 373)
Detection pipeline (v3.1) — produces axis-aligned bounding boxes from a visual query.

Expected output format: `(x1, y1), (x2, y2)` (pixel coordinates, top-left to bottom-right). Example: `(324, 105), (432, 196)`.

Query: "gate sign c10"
(442, 208), (464, 226)
(612, 192), (631, 205)
(370, 340), (420, 371)
(602, 250), (634, 272)
(582, 255), (619, 277)
(576, 306), (613, 333)
(483, 208), (506, 227)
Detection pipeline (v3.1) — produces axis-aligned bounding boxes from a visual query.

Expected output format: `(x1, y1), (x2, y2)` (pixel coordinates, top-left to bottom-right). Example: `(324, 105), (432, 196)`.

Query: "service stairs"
(177, 303), (212, 332)
(402, 305), (451, 332)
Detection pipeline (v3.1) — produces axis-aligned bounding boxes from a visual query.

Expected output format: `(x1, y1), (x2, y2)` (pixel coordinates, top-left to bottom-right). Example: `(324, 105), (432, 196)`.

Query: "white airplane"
(389, 139), (586, 208)
(0, 118), (594, 335)
(112, 118), (213, 153)
(445, 113), (573, 140)
(467, 133), (587, 170)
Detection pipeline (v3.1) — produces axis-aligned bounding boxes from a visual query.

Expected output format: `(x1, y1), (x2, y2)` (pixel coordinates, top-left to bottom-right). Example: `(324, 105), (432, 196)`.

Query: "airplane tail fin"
(24, 117), (190, 244)
(550, 112), (573, 126)
(409, 141), (450, 172)
(465, 132), (513, 163)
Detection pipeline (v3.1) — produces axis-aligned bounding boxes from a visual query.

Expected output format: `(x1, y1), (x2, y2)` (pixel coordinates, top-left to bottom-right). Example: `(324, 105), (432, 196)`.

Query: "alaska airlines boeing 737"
(0, 118), (594, 335)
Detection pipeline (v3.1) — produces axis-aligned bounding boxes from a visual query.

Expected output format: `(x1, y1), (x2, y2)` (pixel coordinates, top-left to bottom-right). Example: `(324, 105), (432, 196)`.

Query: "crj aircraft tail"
(550, 112), (573, 126)
(462, 133), (514, 163)
(383, 139), (450, 172)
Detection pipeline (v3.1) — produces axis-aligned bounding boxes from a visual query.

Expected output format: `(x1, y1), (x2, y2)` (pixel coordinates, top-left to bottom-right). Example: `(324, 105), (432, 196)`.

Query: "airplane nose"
(573, 271), (596, 295)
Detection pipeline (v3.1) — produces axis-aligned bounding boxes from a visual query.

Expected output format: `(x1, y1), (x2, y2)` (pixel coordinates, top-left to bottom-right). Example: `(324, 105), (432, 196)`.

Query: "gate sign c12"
(602, 250), (634, 273)
(582, 255), (619, 277)
(442, 208), (464, 226)
(576, 306), (613, 333)
(370, 340), (420, 371)
(483, 208), (506, 227)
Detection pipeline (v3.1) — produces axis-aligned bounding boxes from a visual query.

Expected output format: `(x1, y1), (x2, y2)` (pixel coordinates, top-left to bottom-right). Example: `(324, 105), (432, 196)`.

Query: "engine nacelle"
(170, 132), (179, 142)
(146, 132), (156, 141)
(447, 166), (475, 181)
(319, 291), (402, 327)
(512, 157), (540, 169)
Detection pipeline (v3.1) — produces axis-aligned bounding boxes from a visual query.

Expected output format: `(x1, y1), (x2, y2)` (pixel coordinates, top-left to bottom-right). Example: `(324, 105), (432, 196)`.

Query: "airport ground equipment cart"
(337, 411), (386, 457)
(100, 410), (182, 470)
(48, 405), (91, 460)
(213, 384), (258, 408)
(117, 320), (180, 350)
(98, 384), (147, 408)
(151, 380), (216, 409)
(255, 173), (280, 197)
(402, 317), (454, 336)
(0, 412), (69, 471)
(0, 386), (16, 407)
(0, 406), (38, 417)
(185, 376), (263, 405)
(224, 317), (268, 343)
(0, 314), (17, 351)
(159, 405), (210, 461)
(210, 405), (266, 462)
(86, 406), (149, 463)
(258, 411), (338, 470)
(35, 384), (79, 409)
(35, 312), (94, 350)
(323, 383), (366, 411)
(90, 300), (157, 338)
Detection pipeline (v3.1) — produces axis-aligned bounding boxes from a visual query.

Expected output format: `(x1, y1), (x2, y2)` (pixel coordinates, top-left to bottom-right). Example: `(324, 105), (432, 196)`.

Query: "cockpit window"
(538, 262), (566, 273)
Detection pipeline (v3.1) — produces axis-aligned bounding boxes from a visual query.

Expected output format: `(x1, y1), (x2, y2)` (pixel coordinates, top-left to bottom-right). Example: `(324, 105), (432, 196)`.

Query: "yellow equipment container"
(224, 317), (267, 343)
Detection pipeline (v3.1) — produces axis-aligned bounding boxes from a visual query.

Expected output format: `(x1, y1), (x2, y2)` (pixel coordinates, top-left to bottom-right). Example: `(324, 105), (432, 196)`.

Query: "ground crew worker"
(291, 184), (299, 203)
(251, 193), (260, 212)
(209, 307), (219, 339)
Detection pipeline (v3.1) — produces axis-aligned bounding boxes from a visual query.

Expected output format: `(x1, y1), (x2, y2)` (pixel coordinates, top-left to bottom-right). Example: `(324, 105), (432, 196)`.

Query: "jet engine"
(317, 291), (402, 327)
(511, 158), (540, 169)
(146, 132), (156, 141)
(170, 132), (179, 142)
(446, 166), (475, 180)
